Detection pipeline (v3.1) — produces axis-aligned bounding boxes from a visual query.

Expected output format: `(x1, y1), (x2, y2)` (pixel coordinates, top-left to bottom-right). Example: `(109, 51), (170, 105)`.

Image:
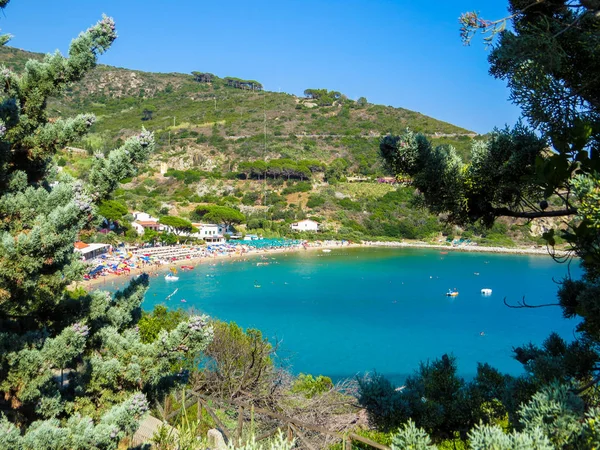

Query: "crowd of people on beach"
(82, 238), (350, 282)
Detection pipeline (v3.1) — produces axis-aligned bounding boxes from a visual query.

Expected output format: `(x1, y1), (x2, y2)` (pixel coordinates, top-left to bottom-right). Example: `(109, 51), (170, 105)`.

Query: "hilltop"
(0, 46), (476, 172)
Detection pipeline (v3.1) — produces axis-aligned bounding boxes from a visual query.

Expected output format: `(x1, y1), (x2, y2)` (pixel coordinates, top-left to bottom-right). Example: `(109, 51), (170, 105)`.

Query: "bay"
(141, 247), (581, 383)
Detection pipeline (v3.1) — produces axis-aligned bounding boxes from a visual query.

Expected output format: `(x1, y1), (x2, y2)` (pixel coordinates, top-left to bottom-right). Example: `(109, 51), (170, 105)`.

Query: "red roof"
(74, 241), (89, 249)
(137, 221), (159, 226)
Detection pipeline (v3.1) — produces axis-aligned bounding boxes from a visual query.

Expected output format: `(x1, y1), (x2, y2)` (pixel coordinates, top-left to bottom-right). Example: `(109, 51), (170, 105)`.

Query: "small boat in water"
(322, 249), (331, 253)
(165, 267), (179, 281)
(446, 289), (459, 297)
(481, 288), (492, 296)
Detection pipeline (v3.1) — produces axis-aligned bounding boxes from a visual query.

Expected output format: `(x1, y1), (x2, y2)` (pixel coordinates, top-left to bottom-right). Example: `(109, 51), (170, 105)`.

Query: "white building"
(131, 212), (162, 236)
(74, 242), (110, 260)
(191, 223), (231, 243)
(290, 219), (319, 232)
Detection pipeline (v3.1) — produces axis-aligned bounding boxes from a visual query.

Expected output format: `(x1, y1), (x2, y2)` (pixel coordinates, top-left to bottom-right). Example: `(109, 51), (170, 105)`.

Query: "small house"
(290, 219), (319, 232)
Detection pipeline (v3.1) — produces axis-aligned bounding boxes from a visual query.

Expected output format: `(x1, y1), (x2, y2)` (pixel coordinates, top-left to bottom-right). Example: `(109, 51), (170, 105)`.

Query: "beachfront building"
(191, 223), (231, 244)
(74, 241), (110, 261)
(131, 212), (162, 235)
(290, 219), (320, 232)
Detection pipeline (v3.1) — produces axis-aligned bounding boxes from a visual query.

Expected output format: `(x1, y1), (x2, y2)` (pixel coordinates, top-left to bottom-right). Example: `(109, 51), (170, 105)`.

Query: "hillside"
(2, 46), (539, 247)
(0, 46), (477, 172)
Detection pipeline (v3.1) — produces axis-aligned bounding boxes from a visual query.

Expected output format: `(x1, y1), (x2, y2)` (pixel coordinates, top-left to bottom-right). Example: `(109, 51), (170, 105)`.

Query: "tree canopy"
(237, 159), (315, 181)
(193, 205), (245, 228)
(0, 7), (212, 447)
(224, 77), (263, 91)
(461, 1), (600, 154)
(303, 88), (343, 106)
(98, 199), (128, 222)
(191, 71), (214, 83)
(159, 215), (195, 235)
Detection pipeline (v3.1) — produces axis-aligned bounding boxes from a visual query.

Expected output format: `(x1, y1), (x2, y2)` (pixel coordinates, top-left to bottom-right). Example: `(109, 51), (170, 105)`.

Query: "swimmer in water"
(480, 331), (485, 336)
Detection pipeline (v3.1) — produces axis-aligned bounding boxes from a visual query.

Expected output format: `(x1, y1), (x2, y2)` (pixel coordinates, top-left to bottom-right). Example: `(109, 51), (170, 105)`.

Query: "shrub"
(306, 194), (325, 209)
(391, 420), (437, 449)
(291, 374), (334, 398)
(193, 321), (280, 404)
(242, 191), (261, 206)
(282, 181), (312, 195)
(357, 371), (408, 432)
(138, 305), (186, 343)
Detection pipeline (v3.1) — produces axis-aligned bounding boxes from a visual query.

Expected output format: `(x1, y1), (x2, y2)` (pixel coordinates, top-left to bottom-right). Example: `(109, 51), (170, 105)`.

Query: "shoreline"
(362, 240), (563, 256)
(76, 240), (567, 291)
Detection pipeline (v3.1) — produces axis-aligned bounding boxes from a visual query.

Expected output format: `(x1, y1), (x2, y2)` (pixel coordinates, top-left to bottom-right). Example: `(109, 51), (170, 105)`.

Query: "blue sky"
(2, 0), (521, 134)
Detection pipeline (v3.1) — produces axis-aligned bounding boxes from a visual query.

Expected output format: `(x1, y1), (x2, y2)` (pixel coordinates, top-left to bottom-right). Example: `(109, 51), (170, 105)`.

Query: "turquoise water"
(140, 247), (581, 382)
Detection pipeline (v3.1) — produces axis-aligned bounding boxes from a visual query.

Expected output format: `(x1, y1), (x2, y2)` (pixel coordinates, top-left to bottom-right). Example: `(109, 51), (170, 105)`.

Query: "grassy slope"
(0, 46), (476, 168)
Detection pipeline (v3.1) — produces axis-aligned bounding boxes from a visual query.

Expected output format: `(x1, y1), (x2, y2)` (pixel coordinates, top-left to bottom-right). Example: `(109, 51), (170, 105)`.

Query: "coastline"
(76, 240), (567, 291)
(363, 240), (564, 256)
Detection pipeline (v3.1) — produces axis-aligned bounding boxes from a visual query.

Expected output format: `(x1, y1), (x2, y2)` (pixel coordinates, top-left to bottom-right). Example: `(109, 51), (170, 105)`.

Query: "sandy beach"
(78, 243), (311, 289)
(76, 239), (568, 291)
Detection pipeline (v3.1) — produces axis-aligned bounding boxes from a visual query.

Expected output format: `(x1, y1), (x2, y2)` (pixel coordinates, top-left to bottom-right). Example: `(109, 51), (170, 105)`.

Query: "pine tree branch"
(573, 374), (600, 394)
(503, 296), (561, 309)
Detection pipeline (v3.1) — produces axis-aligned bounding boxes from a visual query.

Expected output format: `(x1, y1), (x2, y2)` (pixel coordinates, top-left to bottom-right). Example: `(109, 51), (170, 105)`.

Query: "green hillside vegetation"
(0, 46), (539, 248)
(0, 46), (476, 166)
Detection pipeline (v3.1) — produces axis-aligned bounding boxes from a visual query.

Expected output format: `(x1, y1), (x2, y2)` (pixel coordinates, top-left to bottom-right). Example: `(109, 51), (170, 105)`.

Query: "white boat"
(481, 288), (492, 295)
(322, 249), (331, 253)
(165, 274), (179, 281)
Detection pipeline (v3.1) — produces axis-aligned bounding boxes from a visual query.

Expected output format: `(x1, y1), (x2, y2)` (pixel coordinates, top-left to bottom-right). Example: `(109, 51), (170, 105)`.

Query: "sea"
(139, 247), (581, 384)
